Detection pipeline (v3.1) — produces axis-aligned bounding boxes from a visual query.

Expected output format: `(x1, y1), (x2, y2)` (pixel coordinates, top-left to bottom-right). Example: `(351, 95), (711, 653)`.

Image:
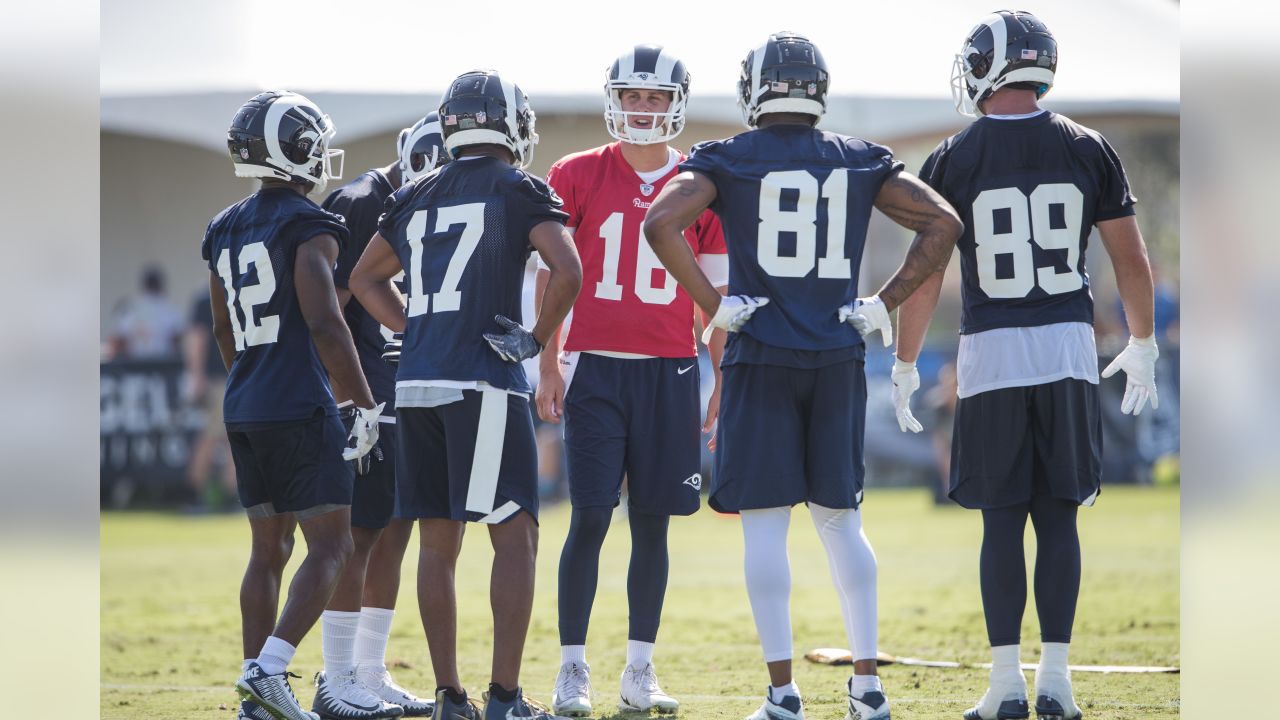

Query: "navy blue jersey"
(681, 125), (902, 357)
(918, 112), (1136, 334)
(201, 186), (350, 423)
(377, 156), (568, 394)
(322, 169), (399, 412)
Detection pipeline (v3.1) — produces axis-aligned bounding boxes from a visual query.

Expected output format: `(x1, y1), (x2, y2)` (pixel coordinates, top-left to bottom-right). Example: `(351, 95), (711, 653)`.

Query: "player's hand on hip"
(701, 295), (769, 344)
(891, 359), (924, 433)
(1101, 334), (1159, 415)
(381, 332), (403, 365)
(838, 295), (893, 347)
(483, 315), (544, 363)
(536, 366), (565, 423)
(343, 402), (386, 475)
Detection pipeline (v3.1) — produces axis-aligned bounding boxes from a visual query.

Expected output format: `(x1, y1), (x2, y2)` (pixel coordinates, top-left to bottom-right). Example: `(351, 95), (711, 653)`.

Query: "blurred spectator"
(1115, 263), (1179, 346)
(183, 291), (236, 512)
(106, 265), (185, 359)
(922, 361), (959, 506)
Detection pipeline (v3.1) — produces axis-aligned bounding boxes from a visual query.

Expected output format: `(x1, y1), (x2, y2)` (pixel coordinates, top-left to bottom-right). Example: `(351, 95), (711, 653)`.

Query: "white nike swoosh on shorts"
(678, 365), (694, 375)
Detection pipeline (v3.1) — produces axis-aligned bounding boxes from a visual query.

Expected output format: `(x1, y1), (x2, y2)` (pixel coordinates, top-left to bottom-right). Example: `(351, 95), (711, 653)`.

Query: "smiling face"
(618, 88), (674, 130)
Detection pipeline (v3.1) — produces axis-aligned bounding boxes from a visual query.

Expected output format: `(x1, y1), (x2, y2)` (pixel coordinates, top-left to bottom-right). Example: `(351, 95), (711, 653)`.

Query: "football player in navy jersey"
(205, 91), (385, 720)
(644, 32), (963, 720)
(308, 113), (450, 720)
(349, 70), (581, 720)
(892, 12), (1157, 720)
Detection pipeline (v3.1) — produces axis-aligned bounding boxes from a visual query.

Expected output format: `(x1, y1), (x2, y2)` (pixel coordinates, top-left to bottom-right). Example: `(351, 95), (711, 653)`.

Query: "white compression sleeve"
(809, 504), (879, 662)
(741, 507), (794, 662)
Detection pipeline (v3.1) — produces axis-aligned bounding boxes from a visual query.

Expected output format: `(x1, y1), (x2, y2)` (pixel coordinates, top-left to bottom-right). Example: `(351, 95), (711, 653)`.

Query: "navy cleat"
(962, 697), (1029, 720)
(745, 689), (804, 720)
(433, 688), (479, 720)
(845, 675), (891, 720)
(1033, 694), (1082, 720)
(239, 699), (275, 720)
(481, 685), (563, 719)
(235, 661), (320, 720)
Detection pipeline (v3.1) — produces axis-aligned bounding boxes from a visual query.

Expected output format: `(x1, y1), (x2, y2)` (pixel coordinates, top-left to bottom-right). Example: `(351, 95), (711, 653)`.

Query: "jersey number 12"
(215, 242), (279, 351)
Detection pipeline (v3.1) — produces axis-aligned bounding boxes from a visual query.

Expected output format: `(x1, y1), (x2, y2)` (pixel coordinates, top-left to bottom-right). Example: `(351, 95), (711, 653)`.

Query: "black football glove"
(482, 315), (543, 363)
(382, 332), (403, 365)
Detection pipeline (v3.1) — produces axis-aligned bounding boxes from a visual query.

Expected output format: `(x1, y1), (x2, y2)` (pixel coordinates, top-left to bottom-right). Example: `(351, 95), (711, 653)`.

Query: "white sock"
(626, 640), (655, 669)
(769, 681), (800, 703)
(1038, 642), (1069, 677)
(561, 645), (587, 667)
(809, 504), (878, 663)
(848, 674), (882, 695)
(741, 508), (793, 663)
(256, 636), (297, 676)
(990, 644), (1025, 699)
(355, 606), (396, 671)
(321, 609), (362, 676)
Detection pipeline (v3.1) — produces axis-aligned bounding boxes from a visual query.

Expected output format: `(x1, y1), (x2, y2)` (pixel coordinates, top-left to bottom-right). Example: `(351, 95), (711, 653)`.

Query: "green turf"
(101, 486), (1178, 719)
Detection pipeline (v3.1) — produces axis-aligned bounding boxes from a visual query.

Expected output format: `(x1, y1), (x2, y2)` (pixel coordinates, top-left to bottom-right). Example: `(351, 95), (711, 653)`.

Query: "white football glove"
(1101, 335), (1159, 415)
(838, 295), (893, 347)
(891, 358), (924, 433)
(701, 295), (770, 344)
(343, 402), (385, 465)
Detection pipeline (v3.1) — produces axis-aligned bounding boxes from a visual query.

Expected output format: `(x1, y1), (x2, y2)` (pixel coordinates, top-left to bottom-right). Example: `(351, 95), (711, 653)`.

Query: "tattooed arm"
(643, 171), (724, 317)
(871, 170), (964, 313)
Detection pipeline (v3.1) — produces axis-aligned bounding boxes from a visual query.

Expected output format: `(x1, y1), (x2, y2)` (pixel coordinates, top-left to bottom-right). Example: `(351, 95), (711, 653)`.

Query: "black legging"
(979, 494), (1081, 646)
(558, 506), (671, 646)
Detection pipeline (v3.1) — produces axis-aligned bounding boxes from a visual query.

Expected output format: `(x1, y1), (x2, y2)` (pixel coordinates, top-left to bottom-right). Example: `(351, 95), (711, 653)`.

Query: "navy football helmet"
(227, 91), (343, 194)
(951, 10), (1058, 117)
(396, 112), (449, 183)
(737, 32), (829, 128)
(604, 44), (690, 144)
(438, 70), (538, 168)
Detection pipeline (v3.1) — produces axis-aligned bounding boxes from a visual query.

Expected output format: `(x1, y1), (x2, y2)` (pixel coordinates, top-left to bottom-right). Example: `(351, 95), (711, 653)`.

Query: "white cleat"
(551, 661), (593, 717)
(312, 669), (404, 719)
(619, 663), (678, 714)
(356, 664), (433, 717)
(744, 689), (804, 720)
(844, 676), (891, 720)
(1033, 672), (1082, 720)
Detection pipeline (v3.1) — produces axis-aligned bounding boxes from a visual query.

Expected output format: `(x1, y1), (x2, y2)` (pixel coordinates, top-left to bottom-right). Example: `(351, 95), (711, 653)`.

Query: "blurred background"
(98, 0), (1180, 512)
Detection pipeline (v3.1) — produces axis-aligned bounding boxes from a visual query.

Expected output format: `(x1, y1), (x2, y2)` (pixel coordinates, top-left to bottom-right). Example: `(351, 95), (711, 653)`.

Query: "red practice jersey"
(546, 143), (726, 357)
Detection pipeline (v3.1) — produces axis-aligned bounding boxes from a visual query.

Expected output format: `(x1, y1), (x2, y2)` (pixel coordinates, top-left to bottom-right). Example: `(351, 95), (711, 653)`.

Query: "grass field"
(101, 486), (1178, 719)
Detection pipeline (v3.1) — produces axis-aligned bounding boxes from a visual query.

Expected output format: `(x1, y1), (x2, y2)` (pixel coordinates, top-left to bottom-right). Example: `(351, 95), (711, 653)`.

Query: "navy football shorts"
(562, 352), (703, 516)
(949, 378), (1102, 509)
(227, 412), (354, 519)
(395, 389), (538, 524)
(711, 358), (867, 513)
(350, 417), (397, 530)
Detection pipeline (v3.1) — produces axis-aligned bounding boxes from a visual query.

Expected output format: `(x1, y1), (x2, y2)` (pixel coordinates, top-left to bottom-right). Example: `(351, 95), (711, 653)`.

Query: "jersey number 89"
(973, 183), (1085, 298)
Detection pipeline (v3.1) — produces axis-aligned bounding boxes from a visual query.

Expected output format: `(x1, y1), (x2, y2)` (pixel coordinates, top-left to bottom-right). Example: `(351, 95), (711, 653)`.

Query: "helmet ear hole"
(968, 51), (990, 80)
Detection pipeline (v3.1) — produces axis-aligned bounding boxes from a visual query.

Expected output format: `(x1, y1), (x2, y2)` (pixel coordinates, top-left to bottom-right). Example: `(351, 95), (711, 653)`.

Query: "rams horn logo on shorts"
(683, 473), (702, 491)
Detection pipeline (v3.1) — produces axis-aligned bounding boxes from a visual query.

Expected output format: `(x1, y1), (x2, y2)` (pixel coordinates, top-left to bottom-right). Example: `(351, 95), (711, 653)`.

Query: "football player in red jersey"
(533, 45), (727, 717)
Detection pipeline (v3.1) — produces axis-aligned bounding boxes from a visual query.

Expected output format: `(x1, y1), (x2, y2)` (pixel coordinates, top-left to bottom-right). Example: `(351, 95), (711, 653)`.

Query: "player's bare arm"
(207, 271), (237, 372)
(871, 170), (964, 312)
(529, 220), (583, 348)
(348, 232), (408, 334)
(701, 286), (728, 450)
(533, 267), (566, 423)
(295, 232), (376, 409)
(643, 171), (722, 317)
(1097, 216), (1155, 338)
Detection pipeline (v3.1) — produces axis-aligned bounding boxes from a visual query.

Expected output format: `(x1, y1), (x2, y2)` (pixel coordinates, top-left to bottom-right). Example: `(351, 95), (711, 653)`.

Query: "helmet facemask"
(604, 81), (687, 144)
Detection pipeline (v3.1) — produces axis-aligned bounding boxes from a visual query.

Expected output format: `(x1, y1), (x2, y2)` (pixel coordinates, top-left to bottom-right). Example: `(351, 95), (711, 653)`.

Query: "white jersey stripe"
(464, 388), (508, 515)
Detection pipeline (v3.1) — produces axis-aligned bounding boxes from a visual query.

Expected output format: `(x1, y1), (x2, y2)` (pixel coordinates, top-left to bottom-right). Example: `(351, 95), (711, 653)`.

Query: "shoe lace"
(334, 669), (385, 707)
(556, 663), (590, 698)
(636, 664), (664, 696)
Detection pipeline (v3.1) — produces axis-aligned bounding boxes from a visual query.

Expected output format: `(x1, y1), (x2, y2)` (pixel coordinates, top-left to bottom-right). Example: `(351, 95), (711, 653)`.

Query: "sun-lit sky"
(101, 0), (1178, 101)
